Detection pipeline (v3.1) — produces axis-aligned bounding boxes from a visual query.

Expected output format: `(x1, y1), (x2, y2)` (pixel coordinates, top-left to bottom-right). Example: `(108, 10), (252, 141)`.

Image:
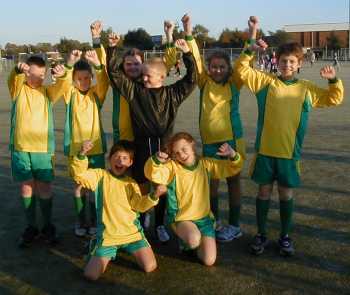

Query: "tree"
(124, 28), (154, 50)
(192, 24), (215, 48)
(55, 38), (92, 54)
(218, 28), (247, 48)
(267, 30), (292, 47)
(327, 31), (342, 50)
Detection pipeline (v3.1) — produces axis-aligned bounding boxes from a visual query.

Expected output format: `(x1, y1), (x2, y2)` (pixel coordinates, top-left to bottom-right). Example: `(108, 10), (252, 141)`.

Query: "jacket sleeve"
(234, 51), (274, 94)
(46, 70), (72, 103)
(92, 64), (109, 105)
(163, 43), (178, 73)
(144, 155), (176, 185)
(127, 181), (159, 212)
(106, 46), (136, 103)
(8, 67), (26, 100)
(304, 79), (344, 107)
(202, 153), (243, 179)
(69, 155), (104, 191)
(167, 51), (197, 107)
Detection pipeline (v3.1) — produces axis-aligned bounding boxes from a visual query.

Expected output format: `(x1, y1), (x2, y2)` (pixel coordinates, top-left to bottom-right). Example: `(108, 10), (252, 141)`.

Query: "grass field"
(0, 61), (349, 295)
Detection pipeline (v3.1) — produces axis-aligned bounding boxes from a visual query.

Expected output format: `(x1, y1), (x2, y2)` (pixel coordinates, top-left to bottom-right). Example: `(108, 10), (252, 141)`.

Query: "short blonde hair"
(144, 57), (167, 76)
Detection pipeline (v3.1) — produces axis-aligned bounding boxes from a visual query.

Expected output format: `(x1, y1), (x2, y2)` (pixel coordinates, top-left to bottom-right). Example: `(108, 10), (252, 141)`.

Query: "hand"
(320, 66), (336, 80)
(248, 16), (259, 40)
(17, 62), (30, 75)
(51, 64), (65, 78)
(156, 151), (169, 163)
(216, 143), (236, 158)
(181, 13), (192, 35)
(80, 140), (94, 156)
(85, 50), (100, 66)
(164, 20), (175, 43)
(90, 20), (102, 38)
(108, 32), (121, 47)
(153, 184), (167, 198)
(67, 50), (82, 66)
(251, 38), (268, 52)
(175, 39), (190, 53)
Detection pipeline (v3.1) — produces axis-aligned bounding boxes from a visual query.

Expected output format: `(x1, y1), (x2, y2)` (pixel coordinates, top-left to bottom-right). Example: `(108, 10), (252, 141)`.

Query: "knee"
(84, 269), (100, 281)
(143, 260), (157, 273)
(187, 233), (201, 249)
(201, 254), (216, 266)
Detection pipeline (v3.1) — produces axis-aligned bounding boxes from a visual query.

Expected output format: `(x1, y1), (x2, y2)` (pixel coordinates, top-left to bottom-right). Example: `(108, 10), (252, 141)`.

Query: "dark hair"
(73, 60), (93, 77)
(167, 132), (196, 155)
(26, 55), (46, 68)
(277, 42), (304, 61)
(122, 48), (144, 64)
(109, 140), (135, 159)
(206, 50), (232, 83)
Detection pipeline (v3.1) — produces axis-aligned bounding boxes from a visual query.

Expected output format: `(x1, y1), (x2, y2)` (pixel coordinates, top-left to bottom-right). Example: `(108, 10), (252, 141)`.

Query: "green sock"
(210, 197), (219, 220)
(89, 201), (96, 225)
(39, 197), (52, 226)
(280, 198), (294, 237)
(22, 195), (36, 227)
(74, 195), (86, 224)
(256, 198), (270, 235)
(229, 205), (241, 227)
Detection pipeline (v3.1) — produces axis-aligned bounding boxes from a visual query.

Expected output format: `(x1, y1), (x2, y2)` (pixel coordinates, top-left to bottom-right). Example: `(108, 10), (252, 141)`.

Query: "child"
(106, 31), (197, 242)
(8, 56), (69, 247)
(63, 49), (109, 237)
(235, 16), (344, 256)
(181, 14), (245, 242)
(144, 132), (243, 265)
(70, 140), (167, 280)
(91, 20), (178, 241)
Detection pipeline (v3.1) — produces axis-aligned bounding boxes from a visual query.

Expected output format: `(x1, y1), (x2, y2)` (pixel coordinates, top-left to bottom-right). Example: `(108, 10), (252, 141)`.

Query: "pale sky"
(0, 0), (348, 46)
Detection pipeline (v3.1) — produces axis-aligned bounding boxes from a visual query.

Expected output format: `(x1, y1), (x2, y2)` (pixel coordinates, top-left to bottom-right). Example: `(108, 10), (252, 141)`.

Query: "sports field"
(0, 61), (349, 295)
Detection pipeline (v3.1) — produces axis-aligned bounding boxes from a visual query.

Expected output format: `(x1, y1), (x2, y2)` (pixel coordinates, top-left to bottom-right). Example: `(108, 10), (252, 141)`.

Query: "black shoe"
(278, 235), (295, 257)
(250, 234), (269, 255)
(19, 226), (40, 248)
(41, 223), (58, 245)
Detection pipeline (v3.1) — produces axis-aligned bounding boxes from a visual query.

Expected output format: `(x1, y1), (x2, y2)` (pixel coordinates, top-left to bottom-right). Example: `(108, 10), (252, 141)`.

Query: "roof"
(284, 23), (349, 32)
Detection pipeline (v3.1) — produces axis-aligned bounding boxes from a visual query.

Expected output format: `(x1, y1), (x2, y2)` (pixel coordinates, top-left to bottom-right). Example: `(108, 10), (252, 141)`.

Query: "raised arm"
(163, 20), (178, 72)
(46, 64), (71, 103)
(144, 152), (176, 185)
(8, 63), (27, 100)
(106, 32), (136, 102)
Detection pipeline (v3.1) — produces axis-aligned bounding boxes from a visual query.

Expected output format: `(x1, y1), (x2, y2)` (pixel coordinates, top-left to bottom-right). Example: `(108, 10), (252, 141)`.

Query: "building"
(283, 23), (349, 48)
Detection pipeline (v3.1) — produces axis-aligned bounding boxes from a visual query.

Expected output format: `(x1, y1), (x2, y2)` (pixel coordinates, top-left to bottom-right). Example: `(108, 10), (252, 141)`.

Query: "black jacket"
(106, 47), (197, 143)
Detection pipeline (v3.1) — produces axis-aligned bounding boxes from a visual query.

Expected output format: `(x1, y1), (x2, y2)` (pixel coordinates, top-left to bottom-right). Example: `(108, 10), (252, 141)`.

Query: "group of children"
(7, 15), (344, 280)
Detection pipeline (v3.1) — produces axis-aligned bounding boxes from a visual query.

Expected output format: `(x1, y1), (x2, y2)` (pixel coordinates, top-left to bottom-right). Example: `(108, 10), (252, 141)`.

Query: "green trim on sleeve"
(185, 35), (194, 41)
(152, 155), (162, 165)
(93, 64), (103, 70)
(65, 64), (73, 70)
(166, 42), (175, 48)
(77, 154), (87, 160)
(231, 153), (240, 162)
(328, 77), (338, 84)
(149, 193), (159, 201)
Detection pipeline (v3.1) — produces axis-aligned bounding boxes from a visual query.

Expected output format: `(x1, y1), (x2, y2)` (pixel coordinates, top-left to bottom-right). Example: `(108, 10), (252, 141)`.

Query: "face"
(278, 54), (302, 79)
(208, 57), (230, 83)
(26, 65), (46, 88)
(73, 70), (92, 92)
(109, 150), (133, 176)
(123, 55), (143, 79)
(142, 65), (164, 88)
(172, 139), (196, 166)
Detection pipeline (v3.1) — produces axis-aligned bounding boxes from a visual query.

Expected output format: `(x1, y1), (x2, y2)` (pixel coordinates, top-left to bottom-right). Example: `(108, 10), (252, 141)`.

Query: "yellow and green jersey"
(144, 154), (243, 223)
(63, 60), (109, 156)
(8, 68), (70, 153)
(185, 36), (246, 158)
(70, 155), (159, 246)
(235, 52), (344, 159)
(96, 43), (177, 143)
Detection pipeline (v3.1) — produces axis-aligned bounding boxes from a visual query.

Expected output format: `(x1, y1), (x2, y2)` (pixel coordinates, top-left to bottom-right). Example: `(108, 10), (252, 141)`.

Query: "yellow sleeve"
(127, 181), (159, 212)
(69, 155), (104, 191)
(144, 156), (176, 185)
(234, 52), (274, 94)
(95, 44), (107, 67)
(92, 64), (109, 104)
(163, 44), (177, 73)
(46, 71), (72, 103)
(202, 153), (243, 179)
(305, 79), (344, 107)
(185, 36), (207, 88)
(8, 67), (25, 100)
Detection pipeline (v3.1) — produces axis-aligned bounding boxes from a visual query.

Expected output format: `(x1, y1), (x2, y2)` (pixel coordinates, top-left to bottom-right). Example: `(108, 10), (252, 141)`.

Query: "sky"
(0, 0), (348, 46)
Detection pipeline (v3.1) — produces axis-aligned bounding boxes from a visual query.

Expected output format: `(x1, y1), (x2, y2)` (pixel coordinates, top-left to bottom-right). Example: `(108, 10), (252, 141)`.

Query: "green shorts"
(202, 140), (236, 159)
(87, 153), (105, 169)
(249, 154), (301, 188)
(89, 237), (150, 260)
(11, 151), (54, 182)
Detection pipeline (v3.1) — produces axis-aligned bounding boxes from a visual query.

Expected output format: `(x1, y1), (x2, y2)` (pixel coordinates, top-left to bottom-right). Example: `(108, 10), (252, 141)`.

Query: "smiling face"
(123, 55), (143, 79)
(208, 57), (230, 83)
(171, 138), (196, 167)
(109, 150), (133, 176)
(142, 64), (165, 88)
(278, 54), (302, 80)
(26, 64), (46, 88)
(73, 70), (92, 92)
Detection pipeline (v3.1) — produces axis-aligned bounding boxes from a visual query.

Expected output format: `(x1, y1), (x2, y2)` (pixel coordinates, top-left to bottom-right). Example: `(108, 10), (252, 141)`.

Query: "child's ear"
(127, 159), (133, 167)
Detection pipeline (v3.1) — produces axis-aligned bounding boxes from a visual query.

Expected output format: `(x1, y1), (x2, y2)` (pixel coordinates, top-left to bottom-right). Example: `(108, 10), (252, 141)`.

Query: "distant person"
(7, 56), (69, 247)
(333, 52), (340, 70)
(235, 16), (344, 257)
(270, 51), (277, 73)
(174, 58), (182, 77)
(310, 51), (316, 67)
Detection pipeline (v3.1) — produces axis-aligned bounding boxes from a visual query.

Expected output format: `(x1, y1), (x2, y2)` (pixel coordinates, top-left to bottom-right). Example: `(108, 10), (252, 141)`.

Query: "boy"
(70, 140), (166, 280)
(235, 16), (344, 256)
(63, 49), (109, 237)
(106, 32), (197, 242)
(181, 14), (245, 242)
(8, 56), (69, 247)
